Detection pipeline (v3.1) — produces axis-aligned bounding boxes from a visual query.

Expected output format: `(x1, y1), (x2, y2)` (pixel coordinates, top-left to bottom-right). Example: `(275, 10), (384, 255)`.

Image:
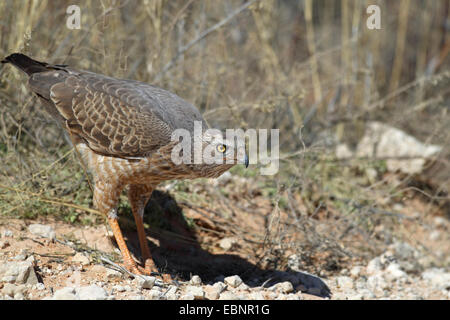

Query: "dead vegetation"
(0, 0), (449, 279)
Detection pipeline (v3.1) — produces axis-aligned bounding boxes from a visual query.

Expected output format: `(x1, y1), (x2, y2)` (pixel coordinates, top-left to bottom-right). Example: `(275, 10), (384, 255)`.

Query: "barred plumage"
(2, 53), (248, 279)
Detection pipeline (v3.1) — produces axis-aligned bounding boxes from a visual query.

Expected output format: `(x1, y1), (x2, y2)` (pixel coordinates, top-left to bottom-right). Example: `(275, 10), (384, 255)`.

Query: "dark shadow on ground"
(119, 190), (331, 298)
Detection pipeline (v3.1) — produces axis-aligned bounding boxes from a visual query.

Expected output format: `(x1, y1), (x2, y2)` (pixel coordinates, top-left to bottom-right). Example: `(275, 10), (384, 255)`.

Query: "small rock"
(268, 281), (294, 293)
(224, 275), (243, 288)
(385, 263), (408, 280)
(134, 276), (155, 290)
(366, 257), (384, 275)
(189, 275), (202, 285)
(422, 268), (450, 291)
(71, 252), (90, 266)
(336, 276), (354, 290)
(0, 260), (38, 285)
(350, 266), (363, 278)
(148, 289), (162, 300)
(213, 282), (227, 293)
(106, 268), (123, 280)
(112, 285), (126, 293)
(77, 285), (108, 300)
(52, 287), (78, 300)
(185, 285), (205, 300)
(219, 237), (237, 251)
(219, 291), (239, 300)
(28, 224), (56, 240)
(130, 294), (144, 300)
(166, 293), (178, 300)
(236, 283), (250, 291)
(204, 285), (220, 300)
(2, 283), (26, 297)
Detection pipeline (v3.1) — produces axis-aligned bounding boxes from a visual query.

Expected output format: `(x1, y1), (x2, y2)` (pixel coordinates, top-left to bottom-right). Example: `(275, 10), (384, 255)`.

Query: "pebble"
(106, 268), (123, 279)
(148, 289), (163, 300)
(350, 266), (363, 278)
(52, 287), (78, 300)
(0, 260), (39, 285)
(28, 224), (56, 240)
(213, 281), (227, 293)
(385, 263), (408, 280)
(134, 276), (155, 290)
(224, 275), (243, 288)
(366, 257), (384, 275)
(268, 281), (294, 293)
(204, 285), (220, 300)
(2, 283), (26, 298)
(189, 275), (202, 285)
(219, 237), (237, 251)
(77, 285), (108, 300)
(421, 268), (450, 291)
(185, 285), (205, 300)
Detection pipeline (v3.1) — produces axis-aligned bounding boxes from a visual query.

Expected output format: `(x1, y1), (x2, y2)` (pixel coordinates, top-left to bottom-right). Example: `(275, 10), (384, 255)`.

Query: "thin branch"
(154, 0), (259, 81)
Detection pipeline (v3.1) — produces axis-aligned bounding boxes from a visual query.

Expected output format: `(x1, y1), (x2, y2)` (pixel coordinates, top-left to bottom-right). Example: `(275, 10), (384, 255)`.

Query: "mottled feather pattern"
(3, 53), (239, 276)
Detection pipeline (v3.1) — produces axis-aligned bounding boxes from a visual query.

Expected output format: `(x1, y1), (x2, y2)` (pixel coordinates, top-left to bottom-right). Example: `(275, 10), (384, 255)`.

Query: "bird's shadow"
(120, 190), (331, 298)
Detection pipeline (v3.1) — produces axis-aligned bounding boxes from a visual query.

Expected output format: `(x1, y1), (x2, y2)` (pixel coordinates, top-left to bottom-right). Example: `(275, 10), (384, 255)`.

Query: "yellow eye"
(216, 144), (226, 153)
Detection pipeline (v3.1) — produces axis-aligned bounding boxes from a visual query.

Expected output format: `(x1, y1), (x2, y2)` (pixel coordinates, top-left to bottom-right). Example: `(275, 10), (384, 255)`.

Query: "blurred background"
(0, 0), (449, 278)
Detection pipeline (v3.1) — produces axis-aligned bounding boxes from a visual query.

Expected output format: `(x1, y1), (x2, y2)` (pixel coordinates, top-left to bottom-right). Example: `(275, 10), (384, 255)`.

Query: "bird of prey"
(2, 53), (248, 279)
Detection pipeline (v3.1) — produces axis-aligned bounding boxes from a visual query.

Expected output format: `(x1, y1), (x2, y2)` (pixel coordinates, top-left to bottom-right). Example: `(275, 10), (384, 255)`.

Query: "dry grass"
(0, 0), (449, 274)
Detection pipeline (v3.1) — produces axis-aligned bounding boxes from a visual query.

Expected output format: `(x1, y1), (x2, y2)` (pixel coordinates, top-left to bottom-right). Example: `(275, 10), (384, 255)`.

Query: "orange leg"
(128, 184), (173, 281)
(94, 180), (144, 275)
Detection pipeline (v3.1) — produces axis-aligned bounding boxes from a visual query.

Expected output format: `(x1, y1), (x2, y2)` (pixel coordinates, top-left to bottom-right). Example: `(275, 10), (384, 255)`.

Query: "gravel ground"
(0, 221), (449, 300)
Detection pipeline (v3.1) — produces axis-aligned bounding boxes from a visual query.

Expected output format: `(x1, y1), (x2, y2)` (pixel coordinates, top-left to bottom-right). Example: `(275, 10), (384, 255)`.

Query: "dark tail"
(1, 53), (50, 75)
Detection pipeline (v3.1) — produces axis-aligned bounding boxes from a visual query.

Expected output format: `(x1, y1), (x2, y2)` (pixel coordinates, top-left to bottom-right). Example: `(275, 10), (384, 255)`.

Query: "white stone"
(77, 285), (108, 300)
(224, 275), (243, 288)
(189, 275), (202, 285)
(28, 224), (56, 240)
(355, 121), (442, 174)
(52, 287), (78, 300)
(366, 257), (384, 275)
(219, 237), (237, 251)
(350, 266), (363, 278)
(135, 275), (155, 290)
(385, 263), (408, 280)
(185, 285), (205, 300)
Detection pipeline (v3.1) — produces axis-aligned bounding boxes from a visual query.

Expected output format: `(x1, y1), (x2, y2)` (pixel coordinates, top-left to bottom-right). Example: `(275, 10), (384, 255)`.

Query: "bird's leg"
(94, 180), (142, 275)
(128, 184), (158, 274)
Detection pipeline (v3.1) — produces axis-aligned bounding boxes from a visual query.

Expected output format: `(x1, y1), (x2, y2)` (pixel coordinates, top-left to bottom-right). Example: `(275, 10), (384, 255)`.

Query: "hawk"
(2, 53), (248, 279)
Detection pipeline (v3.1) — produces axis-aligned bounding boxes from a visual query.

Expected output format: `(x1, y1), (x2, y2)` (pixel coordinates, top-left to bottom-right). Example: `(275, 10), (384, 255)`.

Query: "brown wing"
(38, 71), (205, 159)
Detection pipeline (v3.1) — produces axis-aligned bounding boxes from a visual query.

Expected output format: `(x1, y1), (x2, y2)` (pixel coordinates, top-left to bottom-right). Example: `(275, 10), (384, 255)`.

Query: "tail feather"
(1, 53), (50, 75)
